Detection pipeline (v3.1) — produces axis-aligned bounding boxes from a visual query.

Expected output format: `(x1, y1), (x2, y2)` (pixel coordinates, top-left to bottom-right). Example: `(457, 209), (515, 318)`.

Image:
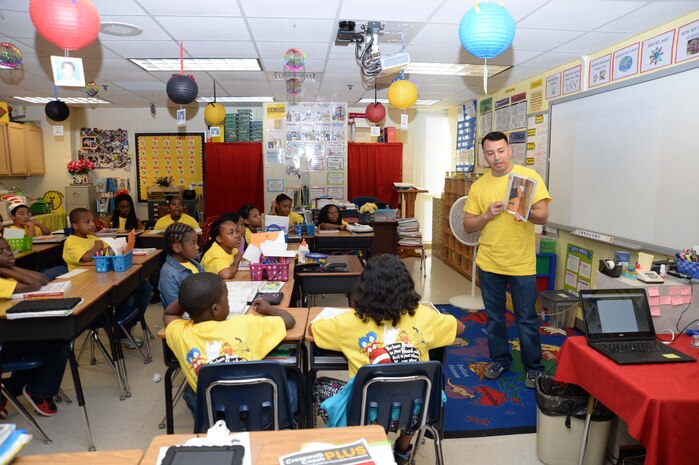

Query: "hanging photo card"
(50, 56), (86, 87)
(676, 19), (699, 63)
(545, 73), (562, 99)
(589, 54), (611, 87)
(327, 172), (344, 185)
(641, 30), (675, 73)
(612, 43), (640, 81)
(562, 65), (582, 95)
(326, 157), (344, 171)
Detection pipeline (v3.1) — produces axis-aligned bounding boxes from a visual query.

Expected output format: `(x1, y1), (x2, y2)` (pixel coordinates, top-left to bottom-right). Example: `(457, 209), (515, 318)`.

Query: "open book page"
(504, 173), (538, 221)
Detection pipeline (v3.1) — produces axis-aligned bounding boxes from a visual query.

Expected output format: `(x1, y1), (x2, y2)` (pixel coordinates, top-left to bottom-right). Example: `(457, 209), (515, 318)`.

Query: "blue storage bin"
(677, 260), (699, 279)
(93, 251), (134, 273)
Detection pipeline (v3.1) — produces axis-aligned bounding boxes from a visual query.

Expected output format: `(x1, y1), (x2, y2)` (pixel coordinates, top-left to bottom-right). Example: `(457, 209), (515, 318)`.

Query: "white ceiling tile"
(137, 0), (242, 16)
(217, 82), (273, 96)
(486, 49), (544, 66)
(405, 45), (467, 63)
(518, 0), (647, 31)
(93, 0), (148, 15)
(260, 58), (325, 72)
(183, 41), (259, 58)
(488, 65), (553, 85)
(207, 71), (268, 82)
(97, 15), (173, 41)
(321, 72), (367, 84)
(247, 18), (335, 42)
(519, 50), (580, 68)
(110, 80), (166, 91)
(411, 23), (460, 47)
(325, 60), (364, 73)
(155, 17), (251, 41)
(101, 40), (180, 58)
(241, 0), (340, 19)
(339, 0), (442, 22)
(597, 2), (699, 33)
(255, 42), (331, 60)
(513, 28), (585, 51)
(553, 31), (635, 54)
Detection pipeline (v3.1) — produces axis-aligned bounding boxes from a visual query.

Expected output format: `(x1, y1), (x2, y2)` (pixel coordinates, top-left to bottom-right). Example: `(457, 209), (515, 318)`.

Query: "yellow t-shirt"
(118, 216), (127, 230)
(201, 242), (238, 275)
(464, 164), (551, 276)
(181, 261), (201, 275)
(0, 277), (18, 299)
(312, 304), (458, 378)
(62, 234), (104, 271)
(288, 211), (304, 227)
(154, 213), (200, 231)
(245, 228), (252, 245)
(165, 315), (287, 390)
(7, 224), (42, 237)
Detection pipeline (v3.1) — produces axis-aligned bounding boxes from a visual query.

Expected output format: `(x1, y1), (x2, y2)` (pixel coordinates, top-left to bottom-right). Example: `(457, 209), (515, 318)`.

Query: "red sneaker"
(22, 386), (57, 417)
(0, 396), (8, 419)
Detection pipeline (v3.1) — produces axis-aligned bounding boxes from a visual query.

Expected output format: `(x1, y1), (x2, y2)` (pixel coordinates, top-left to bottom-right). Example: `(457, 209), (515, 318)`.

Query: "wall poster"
(564, 244), (593, 295)
(78, 128), (130, 169)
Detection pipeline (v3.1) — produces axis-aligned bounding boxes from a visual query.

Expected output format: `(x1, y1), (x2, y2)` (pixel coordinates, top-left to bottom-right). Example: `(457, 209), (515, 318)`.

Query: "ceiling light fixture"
(357, 97), (439, 106)
(195, 96), (275, 103)
(130, 58), (262, 72)
(404, 62), (510, 77)
(14, 96), (111, 104)
(100, 22), (143, 37)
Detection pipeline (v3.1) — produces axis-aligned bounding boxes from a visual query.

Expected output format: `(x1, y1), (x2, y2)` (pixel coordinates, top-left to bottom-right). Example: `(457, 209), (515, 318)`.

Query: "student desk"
(312, 230), (373, 256)
(295, 255), (363, 307)
(136, 230), (165, 249)
(158, 307), (309, 434)
(14, 243), (64, 271)
(0, 270), (116, 451)
(555, 335), (699, 465)
(141, 425), (388, 465)
(12, 449), (143, 465)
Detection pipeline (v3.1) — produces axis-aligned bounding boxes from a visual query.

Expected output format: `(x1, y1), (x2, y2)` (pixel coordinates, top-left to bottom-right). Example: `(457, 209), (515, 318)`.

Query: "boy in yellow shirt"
(62, 208), (104, 271)
(5, 203), (51, 237)
(154, 196), (199, 231)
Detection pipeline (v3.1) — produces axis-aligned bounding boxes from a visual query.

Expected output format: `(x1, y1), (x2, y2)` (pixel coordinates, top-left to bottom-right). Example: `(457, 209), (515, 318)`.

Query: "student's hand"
(269, 201), (278, 215)
(512, 212), (526, 222)
(251, 298), (274, 313)
(484, 201), (505, 221)
(340, 223), (347, 230)
(92, 240), (104, 253)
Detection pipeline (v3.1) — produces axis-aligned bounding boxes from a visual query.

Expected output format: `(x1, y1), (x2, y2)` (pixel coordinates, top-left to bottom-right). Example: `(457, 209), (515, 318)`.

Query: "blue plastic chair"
(346, 361), (445, 465)
(193, 361), (294, 433)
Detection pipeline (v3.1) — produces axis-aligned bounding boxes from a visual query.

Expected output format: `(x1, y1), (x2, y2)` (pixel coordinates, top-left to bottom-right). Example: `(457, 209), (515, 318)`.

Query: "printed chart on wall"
(134, 133), (204, 202)
(526, 112), (548, 182)
(455, 100), (477, 173)
(262, 102), (347, 209)
(564, 244), (593, 295)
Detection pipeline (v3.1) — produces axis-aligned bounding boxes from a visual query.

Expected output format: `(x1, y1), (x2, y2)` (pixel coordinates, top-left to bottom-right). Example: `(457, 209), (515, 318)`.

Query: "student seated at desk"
(239, 204), (263, 246)
(309, 254), (464, 465)
(154, 196), (199, 231)
(200, 213), (242, 280)
(159, 223), (203, 310)
(163, 272), (296, 414)
(268, 194), (303, 227)
(109, 192), (143, 231)
(0, 237), (69, 418)
(5, 203), (50, 237)
(317, 204), (349, 231)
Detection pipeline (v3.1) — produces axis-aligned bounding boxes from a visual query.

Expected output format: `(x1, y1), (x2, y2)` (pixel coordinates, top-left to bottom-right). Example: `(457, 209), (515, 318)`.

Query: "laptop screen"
(579, 289), (655, 342)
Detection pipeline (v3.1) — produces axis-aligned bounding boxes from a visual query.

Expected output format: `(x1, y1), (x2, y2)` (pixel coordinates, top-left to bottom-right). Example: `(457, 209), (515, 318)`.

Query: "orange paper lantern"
(30, 0), (100, 51)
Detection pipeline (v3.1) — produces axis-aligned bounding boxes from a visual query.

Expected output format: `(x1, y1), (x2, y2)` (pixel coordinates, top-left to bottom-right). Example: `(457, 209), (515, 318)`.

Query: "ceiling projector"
(379, 51), (410, 76)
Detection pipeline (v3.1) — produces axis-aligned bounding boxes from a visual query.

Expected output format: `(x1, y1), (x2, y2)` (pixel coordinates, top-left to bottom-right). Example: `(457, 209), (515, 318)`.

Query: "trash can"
(536, 290), (579, 328)
(536, 376), (614, 465)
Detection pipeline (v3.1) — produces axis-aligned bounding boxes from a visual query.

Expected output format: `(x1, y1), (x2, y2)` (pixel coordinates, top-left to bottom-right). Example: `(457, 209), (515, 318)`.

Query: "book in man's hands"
(504, 173), (538, 221)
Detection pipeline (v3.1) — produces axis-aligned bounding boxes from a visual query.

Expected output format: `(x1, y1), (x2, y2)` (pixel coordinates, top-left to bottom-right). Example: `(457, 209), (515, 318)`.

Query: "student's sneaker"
(484, 362), (506, 380)
(22, 386), (57, 417)
(393, 442), (413, 465)
(121, 336), (144, 350)
(0, 396), (8, 419)
(525, 371), (542, 389)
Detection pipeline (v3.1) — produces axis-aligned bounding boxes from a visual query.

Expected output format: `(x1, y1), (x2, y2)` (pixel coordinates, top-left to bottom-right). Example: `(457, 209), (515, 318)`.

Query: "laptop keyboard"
(597, 341), (665, 354)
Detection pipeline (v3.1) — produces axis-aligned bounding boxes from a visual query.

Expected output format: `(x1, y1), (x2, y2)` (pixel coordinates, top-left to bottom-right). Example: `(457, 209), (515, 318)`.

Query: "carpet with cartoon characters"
(439, 305), (576, 438)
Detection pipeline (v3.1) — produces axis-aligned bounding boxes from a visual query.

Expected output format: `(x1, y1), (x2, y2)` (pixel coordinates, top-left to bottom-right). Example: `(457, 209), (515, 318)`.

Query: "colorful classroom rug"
(437, 305), (576, 438)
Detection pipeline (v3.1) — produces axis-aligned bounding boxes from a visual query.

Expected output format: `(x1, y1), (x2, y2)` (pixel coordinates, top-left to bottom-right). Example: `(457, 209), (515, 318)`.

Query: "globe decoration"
(29, 0), (101, 51)
(458, 1), (515, 59)
(387, 79), (418, 109)
(0, 43), (22, 69)
(85, 81), (99, 97)
(204, 102), (226, 125)
(45, 100), (70, 121)
(286, 77), (302, 95)
(166, 74), (198, 105)
(365, 102), (386, 123)
(283, 48), (306, 71)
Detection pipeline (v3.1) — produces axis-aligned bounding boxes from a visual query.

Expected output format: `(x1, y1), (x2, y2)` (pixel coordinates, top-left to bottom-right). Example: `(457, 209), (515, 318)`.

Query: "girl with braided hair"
(158, 222), (203, 310)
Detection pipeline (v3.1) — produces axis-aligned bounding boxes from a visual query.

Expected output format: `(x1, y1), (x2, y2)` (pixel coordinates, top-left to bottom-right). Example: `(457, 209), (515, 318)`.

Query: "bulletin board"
(135, 133), (205, 202)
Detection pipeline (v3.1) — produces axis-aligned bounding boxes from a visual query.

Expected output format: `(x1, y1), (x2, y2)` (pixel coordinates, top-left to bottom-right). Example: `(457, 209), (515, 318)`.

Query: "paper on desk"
(669, 286), (681, 296)
(311, 307), (352, 324)
(101, 236), (127, 255)
(671, 296), (684, 306)
(659, 296), (672, 305)
(226, 281), (262, 309)
(260, 242), (296, 258)
(155, 432), (252, 465)
(637, 252), (654, 271)
(647, 287), (660, 297)
(650, 306), (661, 316)
(648, 296), (660, 306)
(265, 214), (289, 233)
(681, 286), (691, 296)
(250, 231), (281, 248)
(55, 268), (88, 279)
(242, 244), (262, 263)
(3, 228), (23, 239)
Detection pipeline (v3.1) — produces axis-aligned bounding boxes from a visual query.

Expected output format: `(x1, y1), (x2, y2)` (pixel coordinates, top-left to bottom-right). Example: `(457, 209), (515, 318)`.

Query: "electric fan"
(448, 196), (485, 310)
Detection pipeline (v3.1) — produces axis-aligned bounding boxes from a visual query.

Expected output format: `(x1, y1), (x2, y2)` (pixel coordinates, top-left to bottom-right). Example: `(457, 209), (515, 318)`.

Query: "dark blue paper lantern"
(459, 2), (515, 59)
(45, 100), (70, 121)
(166, 74), (198, 105)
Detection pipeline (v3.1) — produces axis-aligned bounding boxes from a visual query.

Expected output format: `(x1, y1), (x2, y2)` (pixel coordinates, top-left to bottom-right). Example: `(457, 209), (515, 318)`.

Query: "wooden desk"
(14, 243), (64, 271)
(141, 425), (389, 465)
(132, 249), (163, 283)
(313, 230), (373, 255)
(13, 449), (143, 465)
(136, 231), (164, 249)
(394, 187), (428, 219)
(295, 255), (363, 306)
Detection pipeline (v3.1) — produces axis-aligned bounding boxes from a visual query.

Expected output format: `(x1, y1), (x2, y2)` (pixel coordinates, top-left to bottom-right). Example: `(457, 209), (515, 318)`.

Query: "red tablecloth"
(554, 336), (699, 465)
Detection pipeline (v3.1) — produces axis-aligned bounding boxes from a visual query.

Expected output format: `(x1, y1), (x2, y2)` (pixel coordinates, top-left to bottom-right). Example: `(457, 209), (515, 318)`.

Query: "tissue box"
(93, 251), (133, 273)
(614, 250), (631, 265)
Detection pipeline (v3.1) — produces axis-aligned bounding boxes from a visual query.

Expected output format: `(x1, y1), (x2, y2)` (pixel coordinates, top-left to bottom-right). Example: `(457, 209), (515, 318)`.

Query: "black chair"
(193, 361), (294, 433)
(351, 196), (380, 208)
(346, 361), (445, 465)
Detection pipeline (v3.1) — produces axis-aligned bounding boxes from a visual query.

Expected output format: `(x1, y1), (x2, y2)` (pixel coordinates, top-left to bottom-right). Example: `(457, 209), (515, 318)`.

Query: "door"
(0, 123), (10, 175)
(26, 125), (45, 175)
(7, 122), (29, 175)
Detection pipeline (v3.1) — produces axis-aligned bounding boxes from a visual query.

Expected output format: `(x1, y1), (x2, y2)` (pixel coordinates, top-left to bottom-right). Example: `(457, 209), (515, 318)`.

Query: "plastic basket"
(677, 260), (699, 279)
(293, 224), (315, 236)
(93, 251), (134, 273)
(249, 262), (289, 282)
(7, 237), (33, 252)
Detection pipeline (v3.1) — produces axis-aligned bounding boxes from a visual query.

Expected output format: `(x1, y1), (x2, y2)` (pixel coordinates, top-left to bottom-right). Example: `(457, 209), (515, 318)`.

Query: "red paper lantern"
(30, 0), (101, 51)
(365, 102), (386, 123)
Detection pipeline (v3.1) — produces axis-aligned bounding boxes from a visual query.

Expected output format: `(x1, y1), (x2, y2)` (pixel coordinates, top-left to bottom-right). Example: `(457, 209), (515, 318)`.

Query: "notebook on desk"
(580, 289), (695, 364)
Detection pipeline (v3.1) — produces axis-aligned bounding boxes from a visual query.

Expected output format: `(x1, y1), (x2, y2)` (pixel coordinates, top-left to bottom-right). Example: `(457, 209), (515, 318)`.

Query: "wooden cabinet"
(0, 123), (10, 175)
(0, 122), (45, 176)
(439, 176), (476, 280)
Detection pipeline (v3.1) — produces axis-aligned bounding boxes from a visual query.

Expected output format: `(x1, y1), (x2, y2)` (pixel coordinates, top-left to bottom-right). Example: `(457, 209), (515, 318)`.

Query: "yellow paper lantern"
(204, 102), (226, 125)
(387, 80), (418, 110)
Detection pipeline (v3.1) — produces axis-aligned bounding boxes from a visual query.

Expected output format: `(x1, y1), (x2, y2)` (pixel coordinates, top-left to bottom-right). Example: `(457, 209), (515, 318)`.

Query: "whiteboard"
(547, 61), (699, 254)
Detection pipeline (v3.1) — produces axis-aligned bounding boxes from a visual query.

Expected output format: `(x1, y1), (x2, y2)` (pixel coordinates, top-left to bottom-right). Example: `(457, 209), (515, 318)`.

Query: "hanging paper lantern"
(365, 102), (386, 123)
(166, 74), (198, 105)
(85, 81), (99, 97)
(204, 102), (226, 125)
(387, 80), (418, 110)
(45, 100), (70, 121)
(458, 1), (515, 59)
(286, 77), (302, 95)
(29, 0), (101, 51)
(0, 43), (22, 69)
(283, 48), (306, 71)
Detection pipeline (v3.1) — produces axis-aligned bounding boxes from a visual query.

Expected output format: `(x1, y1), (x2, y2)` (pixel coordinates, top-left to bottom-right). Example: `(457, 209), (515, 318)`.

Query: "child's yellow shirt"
(0, 277), (18, 299)
(201, 242), (238, 275)
(6, 224), (42, 237)
(63, 234), (102, 271)
(288, 211), (304, 227)
(154, 213), (200, 231)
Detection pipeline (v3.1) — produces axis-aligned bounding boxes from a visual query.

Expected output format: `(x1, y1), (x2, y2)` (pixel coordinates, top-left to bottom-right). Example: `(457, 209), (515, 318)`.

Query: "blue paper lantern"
(459, 2), (515, 59)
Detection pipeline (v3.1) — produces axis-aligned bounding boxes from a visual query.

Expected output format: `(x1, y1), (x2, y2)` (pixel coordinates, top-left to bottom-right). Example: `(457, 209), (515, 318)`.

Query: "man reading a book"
(462, 131), (551, 389)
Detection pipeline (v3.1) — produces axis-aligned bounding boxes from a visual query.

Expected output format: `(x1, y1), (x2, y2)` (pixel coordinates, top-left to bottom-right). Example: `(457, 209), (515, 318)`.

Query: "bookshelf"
(440, 176), (476, 280)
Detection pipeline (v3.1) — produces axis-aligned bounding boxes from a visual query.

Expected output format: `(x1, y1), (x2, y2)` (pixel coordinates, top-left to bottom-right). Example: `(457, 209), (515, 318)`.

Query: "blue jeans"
(477, 268), (543, 372)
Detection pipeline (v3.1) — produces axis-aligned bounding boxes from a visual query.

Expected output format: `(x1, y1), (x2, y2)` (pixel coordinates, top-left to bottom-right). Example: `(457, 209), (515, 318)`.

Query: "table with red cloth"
(554, 335), (699, 465)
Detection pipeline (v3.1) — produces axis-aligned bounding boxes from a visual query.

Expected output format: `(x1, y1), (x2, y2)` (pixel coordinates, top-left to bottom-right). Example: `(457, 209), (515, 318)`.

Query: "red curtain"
(347, 142), (403, 207)
(204, 142), (263, 218)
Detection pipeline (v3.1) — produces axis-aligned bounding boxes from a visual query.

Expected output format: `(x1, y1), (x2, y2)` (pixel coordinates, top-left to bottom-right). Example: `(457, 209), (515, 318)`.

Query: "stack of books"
(397, 217), (423, 247)
(0, 425), (32, 464)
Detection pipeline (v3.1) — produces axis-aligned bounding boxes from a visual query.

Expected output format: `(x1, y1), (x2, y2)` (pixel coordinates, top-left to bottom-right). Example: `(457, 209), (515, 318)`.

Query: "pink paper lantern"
(30, 0), (101, 51)
(365, 102), (386, 123)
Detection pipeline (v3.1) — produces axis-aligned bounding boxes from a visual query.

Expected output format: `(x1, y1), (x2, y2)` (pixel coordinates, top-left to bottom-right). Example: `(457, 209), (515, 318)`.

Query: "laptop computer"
(579, 289), (695, 365)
